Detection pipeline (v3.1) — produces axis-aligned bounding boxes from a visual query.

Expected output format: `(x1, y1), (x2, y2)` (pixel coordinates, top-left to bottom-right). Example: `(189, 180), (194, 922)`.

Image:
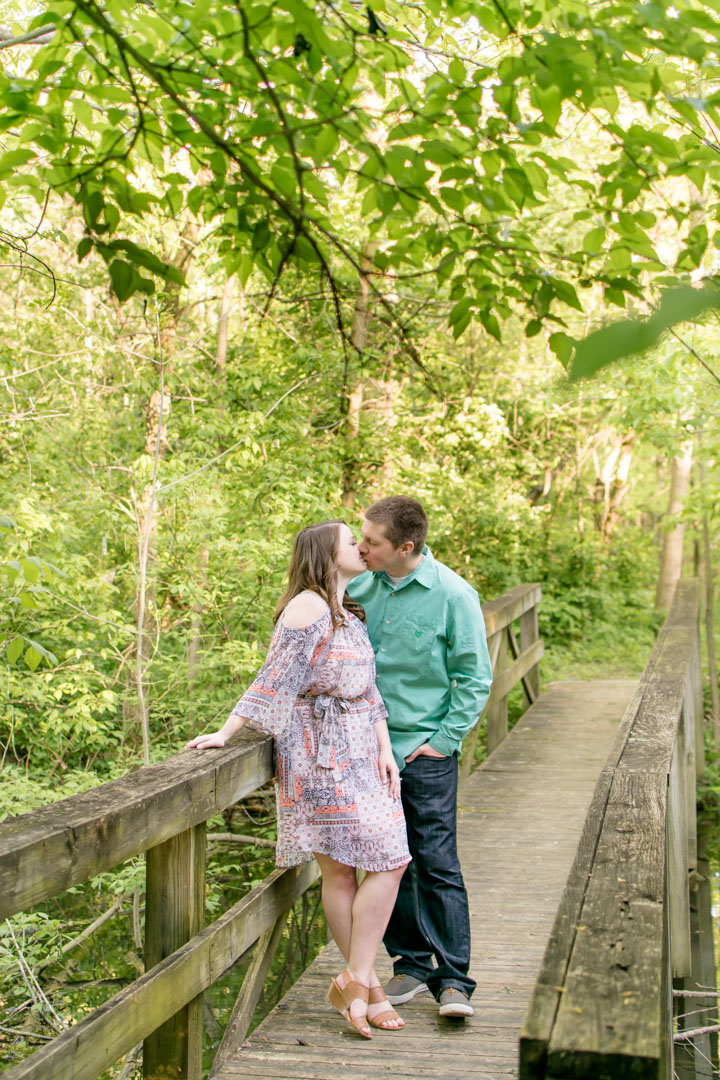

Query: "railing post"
(487, 628), (508, 755)
(520, 602), (541, 703)
(667, 740), (691, 980)
(144, 822), (206, 1080)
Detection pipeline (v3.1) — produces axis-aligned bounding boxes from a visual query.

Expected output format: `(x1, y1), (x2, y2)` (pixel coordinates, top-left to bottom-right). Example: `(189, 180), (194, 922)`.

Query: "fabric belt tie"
(304, 693), (351, 781)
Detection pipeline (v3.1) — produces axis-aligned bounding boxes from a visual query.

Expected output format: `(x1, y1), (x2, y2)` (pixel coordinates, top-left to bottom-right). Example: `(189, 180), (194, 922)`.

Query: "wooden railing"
(0, 582), (543, 1080)
(520, 579), (714, 1080)
(461, 582), (543, 779)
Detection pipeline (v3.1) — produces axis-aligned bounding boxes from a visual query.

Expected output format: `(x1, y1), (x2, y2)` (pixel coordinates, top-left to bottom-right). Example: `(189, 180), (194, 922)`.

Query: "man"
(350, 495), (493, 1019)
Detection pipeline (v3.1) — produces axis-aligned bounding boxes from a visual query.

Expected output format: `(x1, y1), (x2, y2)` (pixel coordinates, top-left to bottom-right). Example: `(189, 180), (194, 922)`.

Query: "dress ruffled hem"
(276, 846), (412, 874)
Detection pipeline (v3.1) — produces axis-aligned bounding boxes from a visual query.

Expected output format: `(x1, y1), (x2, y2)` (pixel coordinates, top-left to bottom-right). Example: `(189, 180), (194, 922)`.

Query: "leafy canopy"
(1, 0), (720, 356)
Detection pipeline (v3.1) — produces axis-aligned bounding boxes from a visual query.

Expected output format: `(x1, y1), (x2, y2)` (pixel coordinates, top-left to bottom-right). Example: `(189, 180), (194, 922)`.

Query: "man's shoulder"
(347, 570), (381, 601)
(431, 557), (480, 604)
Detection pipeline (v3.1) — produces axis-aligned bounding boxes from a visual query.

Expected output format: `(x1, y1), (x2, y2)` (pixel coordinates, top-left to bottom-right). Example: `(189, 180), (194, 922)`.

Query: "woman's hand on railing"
(186, 713), (248, 750)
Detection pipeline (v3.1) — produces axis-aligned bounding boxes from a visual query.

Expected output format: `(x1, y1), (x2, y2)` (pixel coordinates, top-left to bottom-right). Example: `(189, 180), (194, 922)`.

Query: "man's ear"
(399, 541), (415, 559)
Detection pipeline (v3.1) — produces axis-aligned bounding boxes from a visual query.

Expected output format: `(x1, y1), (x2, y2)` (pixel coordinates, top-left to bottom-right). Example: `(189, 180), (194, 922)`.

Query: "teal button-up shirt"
(348, 547), (493, 768)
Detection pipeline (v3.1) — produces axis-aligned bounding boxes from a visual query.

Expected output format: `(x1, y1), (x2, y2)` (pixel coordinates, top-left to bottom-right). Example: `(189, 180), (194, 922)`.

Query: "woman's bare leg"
(315, 853), (406, 1029)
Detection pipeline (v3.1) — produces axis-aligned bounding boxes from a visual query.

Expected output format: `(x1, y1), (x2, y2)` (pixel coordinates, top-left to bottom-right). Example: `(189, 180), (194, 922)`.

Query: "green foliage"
(1, 0), (719, 338)
(570, 284), (720, 380)
(1, 515), (61, 672)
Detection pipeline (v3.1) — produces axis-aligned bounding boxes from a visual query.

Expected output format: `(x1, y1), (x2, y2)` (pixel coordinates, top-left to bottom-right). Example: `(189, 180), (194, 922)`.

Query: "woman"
(188, 521), (411, 1039)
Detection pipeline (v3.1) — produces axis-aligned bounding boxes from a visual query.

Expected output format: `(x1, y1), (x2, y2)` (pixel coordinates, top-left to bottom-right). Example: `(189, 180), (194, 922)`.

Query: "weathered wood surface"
(2, 862), (319, 1080)
(144, 822), (206, 1080)
(487, 638), (544, 711)
(212, 680), (636, 1080)
(483, 584), (541, 638)
(210, 914), (287, 1078)
(0, 731), (273, 919)
(521, 579), (701, 1080)
(462, 586), (542, 776)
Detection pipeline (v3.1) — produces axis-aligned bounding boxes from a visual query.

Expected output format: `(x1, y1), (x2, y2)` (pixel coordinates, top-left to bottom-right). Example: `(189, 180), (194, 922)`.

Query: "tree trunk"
(215, 274), (234, 386)
(592, 429), (636, 540)
(124, 224), (197, 758)
(187, 546), (209, 729)
(655, 439), (694, 609)
(341, 242), (376, 508)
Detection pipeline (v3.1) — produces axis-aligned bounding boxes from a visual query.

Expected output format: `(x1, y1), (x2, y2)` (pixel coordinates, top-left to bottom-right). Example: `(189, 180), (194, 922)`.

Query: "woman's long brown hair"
(274, 520), (366, 628)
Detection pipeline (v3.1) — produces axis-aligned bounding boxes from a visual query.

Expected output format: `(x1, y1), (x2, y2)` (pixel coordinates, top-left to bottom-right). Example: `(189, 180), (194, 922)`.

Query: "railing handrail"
(520, 578), (703, 1079)
(0, 729), (274, 921)
(0, 581), (544, 1080)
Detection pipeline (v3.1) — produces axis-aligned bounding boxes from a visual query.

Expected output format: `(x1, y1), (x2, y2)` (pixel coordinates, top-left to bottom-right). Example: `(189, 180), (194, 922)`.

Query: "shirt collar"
(380, 545), (436, 590)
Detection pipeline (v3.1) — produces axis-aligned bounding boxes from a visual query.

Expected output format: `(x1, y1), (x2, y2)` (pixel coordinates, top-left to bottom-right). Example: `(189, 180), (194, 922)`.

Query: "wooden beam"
(667, 739), (691, 980)
(210, 914), (287, 1077)
(486, 628), (509, 755)
(143, 823), (206, 1080)
(519, 679), (648, 1079)
(508, 623), (538, 705)
(487, 639), (544, 708)
(482, 583), (542, 638)
(520, 579), (701, 1079)
(520, 603), (541, 701)
(2, 862), (320, 1080)
(0, 731), (273, 919)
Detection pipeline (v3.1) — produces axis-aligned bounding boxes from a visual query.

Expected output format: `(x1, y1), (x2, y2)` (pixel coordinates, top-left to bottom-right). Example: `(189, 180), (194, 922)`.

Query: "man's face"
(358, 518), (401, 572)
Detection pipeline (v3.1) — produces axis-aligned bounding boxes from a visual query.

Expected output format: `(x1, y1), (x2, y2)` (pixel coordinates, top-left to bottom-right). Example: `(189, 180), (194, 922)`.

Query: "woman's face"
(334, 524), (367, 579)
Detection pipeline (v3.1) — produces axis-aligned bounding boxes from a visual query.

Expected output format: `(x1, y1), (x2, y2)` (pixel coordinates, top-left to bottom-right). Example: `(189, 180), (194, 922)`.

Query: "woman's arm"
(188, 596), (332, 752)
(374, 718), (401, 799)
(186, 711), (248, 750)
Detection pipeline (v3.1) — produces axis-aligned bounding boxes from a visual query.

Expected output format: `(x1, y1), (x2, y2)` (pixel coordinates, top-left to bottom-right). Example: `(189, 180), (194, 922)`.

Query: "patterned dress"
(233, 608), (410, 873)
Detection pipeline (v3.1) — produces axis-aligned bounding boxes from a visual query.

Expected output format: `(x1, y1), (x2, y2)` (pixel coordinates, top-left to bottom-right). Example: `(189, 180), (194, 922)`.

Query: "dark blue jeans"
(383, 751), (476, 1000)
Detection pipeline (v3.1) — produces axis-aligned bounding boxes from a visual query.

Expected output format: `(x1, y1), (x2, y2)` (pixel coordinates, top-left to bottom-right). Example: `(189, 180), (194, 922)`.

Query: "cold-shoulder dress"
(232, 608), (410, 873)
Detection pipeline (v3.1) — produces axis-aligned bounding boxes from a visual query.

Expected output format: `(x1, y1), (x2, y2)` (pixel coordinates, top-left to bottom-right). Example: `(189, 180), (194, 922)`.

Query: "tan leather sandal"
(367, 984), (405, 1029)
(327, 970), (372, 1039)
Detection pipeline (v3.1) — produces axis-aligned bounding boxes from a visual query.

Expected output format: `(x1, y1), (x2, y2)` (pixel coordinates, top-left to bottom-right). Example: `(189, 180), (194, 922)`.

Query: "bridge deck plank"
(212, 680), (637, 1080)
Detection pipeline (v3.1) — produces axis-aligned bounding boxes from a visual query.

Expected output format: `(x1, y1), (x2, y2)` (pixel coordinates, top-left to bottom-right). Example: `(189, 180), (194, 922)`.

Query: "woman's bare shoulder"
(280, 591), (330, 629)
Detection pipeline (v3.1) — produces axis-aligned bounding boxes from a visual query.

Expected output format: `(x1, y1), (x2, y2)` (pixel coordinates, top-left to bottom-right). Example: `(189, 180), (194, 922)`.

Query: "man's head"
(359, 495), (428, 575)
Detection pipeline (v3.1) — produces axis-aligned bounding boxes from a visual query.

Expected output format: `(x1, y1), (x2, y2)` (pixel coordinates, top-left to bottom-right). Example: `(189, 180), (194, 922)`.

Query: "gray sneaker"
(383, 973), (429, 1005)
(438, 987), (474, 1017)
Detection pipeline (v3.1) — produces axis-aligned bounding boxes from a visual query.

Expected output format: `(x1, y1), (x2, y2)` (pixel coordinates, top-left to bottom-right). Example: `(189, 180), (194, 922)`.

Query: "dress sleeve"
(361, 680), (388, 725)
(232, 613), (332, 737)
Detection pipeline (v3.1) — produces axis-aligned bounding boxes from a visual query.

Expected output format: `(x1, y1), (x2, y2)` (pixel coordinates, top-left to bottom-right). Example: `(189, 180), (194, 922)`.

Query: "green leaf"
(0, 515), (16, 531)
(448, 58), (466, 84)
(77, 237), (93, 262)
(24, 638), (58, 665)
(24, 645), (41, 671)
(583, 227), (605, 255)
(548, 332), (575, 367)
(6, 637), (23, 665)
(479, 307), (501, 341)
(20, 558), (41, 584)
(108, 259), (135, 303)
(449, 297), (471, 328)
(570, 285), (720, 381)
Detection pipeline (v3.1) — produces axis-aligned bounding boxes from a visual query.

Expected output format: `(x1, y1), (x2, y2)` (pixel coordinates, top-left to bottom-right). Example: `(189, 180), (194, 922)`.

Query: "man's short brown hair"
(364, 495), (428, 553)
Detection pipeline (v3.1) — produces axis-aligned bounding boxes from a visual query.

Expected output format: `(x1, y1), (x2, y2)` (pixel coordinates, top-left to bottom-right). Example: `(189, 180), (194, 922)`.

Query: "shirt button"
(385, 620), (390, 624)
(381, 647), (386, 652)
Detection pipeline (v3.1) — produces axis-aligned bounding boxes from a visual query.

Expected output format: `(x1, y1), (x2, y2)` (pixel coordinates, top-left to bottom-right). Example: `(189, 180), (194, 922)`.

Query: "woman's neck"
(335, 573), (352, 610)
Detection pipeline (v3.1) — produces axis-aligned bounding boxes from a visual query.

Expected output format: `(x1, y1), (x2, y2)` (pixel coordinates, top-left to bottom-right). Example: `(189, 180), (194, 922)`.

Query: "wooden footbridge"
(1, 580), (715, 1080)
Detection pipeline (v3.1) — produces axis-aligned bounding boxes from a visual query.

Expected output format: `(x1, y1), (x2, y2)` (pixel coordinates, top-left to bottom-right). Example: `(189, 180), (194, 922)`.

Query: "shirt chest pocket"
(399, 616), (436, 654)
